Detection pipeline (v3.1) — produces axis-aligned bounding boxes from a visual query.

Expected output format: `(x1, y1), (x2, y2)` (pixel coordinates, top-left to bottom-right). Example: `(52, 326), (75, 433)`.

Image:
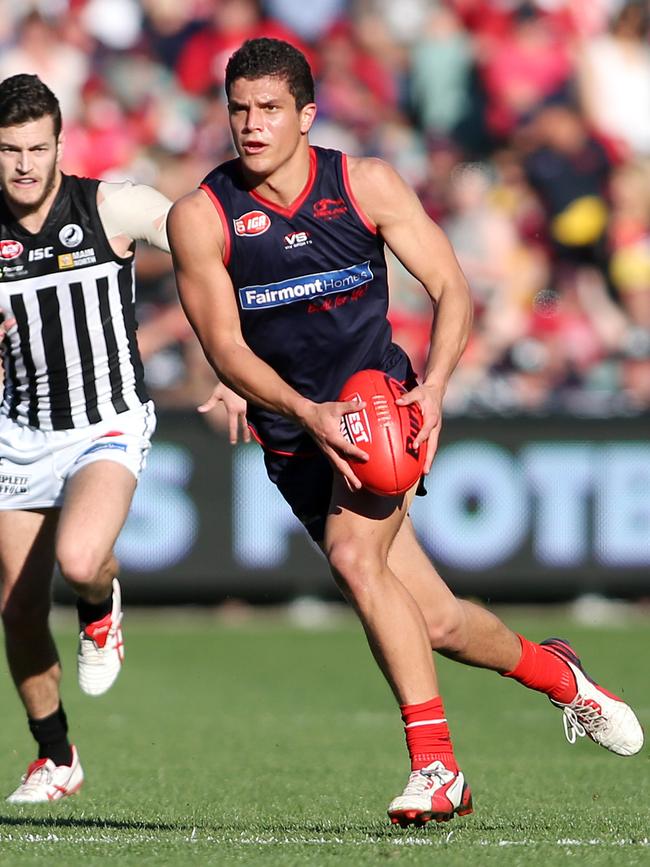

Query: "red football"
(338, 369), (426, 496)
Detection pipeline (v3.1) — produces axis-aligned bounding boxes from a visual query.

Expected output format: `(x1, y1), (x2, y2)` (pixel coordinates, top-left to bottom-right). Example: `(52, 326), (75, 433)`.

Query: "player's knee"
(56, 544), (104, 590)
(425, 604), (465, 652)
(326, 539), (381, 600)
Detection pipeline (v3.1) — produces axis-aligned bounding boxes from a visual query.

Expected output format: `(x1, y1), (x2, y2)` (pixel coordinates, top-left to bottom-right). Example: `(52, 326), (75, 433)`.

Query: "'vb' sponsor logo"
(239, 261), (373, 310)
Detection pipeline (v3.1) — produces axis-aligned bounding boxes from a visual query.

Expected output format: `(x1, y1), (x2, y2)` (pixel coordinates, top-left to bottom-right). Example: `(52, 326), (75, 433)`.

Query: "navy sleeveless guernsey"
(200, 146), (415, 454)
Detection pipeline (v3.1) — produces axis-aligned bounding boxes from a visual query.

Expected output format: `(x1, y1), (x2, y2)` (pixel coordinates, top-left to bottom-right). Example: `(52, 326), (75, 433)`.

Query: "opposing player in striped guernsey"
(169, 39), (644, 827)
(0, 74), (173, 803)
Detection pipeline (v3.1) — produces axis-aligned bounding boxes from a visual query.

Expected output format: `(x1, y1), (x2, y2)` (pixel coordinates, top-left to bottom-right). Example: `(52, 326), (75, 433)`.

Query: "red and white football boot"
(541, 638), (644, 756)
(387, 761), (473, 827)
(77, 578), (124, 696)
(6, 746), (84, 803)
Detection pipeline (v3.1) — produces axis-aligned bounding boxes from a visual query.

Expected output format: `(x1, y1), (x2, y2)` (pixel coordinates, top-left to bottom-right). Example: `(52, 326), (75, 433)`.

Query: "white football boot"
(541, 638), (644, 756)
(387, 760), (473, 827)
(6, 746), (84, 803)
(77, 578), (124, 696)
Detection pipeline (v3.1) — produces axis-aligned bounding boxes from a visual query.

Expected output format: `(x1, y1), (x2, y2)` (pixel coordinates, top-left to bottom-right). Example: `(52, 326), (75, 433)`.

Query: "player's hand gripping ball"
(338, 369), (426, 496)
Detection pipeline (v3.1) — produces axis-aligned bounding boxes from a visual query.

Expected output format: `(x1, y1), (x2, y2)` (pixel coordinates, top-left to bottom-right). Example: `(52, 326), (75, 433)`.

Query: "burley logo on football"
(234, 210), (271, 236)
(341, 399), (372, 445)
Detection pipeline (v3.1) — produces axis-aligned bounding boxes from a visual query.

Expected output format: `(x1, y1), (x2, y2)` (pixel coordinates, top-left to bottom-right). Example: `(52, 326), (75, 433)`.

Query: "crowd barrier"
(56, 410), (650, 603)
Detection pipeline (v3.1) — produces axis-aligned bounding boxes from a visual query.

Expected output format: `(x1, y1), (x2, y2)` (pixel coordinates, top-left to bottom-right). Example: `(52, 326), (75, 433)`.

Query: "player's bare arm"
(168, 190), (368, 484)
(347, 157), (473, 470)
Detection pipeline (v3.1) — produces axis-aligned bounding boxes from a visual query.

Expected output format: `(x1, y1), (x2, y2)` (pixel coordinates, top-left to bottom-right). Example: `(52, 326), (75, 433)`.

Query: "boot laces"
(401, 761), (451, 796)
(20, 761), (53, 792)
(562, 699), (607, 744)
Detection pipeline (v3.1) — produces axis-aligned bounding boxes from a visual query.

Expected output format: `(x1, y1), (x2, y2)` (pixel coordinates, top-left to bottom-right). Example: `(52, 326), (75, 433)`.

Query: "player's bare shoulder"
(168, 188), (212, 228)
(168, 188), (226, 259)
(345, 155), (419, 227)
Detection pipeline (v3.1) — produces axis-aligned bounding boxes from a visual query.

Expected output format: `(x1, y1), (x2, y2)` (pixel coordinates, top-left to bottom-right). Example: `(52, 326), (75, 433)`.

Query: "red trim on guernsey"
(248, 423), (318, 457)
(342, 153), (377, 234)
(249, 148), (317, 218)
(199, 183), (232, 266)
(102, 431), (124, 437)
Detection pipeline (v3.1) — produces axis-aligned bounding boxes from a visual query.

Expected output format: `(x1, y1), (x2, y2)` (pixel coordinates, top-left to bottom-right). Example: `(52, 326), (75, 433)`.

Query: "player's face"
(0, 115), (62, 213)
(228, 76), (316, 176)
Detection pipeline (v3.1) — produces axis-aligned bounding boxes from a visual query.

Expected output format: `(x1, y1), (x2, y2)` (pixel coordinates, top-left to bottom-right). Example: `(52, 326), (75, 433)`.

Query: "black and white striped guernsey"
(0, 174), (148, 431)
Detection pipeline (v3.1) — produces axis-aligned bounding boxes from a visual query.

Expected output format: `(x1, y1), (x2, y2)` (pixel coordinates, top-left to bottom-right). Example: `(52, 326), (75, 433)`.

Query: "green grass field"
(0, 605), (648, 866)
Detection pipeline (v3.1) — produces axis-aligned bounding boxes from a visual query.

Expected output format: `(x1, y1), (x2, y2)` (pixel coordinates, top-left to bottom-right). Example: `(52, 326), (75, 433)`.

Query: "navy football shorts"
(263, 448), (426, 545)
(264, 449), (333, 544)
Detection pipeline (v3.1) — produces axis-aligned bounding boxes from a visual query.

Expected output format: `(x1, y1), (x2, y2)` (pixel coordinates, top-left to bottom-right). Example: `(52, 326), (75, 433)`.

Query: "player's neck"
(245, 145), (312, 209)
(6, 170), (63, 234)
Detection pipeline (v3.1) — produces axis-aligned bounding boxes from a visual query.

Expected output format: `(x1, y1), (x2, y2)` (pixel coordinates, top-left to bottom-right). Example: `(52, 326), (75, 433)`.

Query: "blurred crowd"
(3, 0), (650, 417)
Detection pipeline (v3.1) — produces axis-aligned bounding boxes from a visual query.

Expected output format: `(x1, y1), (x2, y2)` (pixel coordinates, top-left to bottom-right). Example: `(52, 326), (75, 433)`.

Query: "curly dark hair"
(225, 38), (314, 109)
(0, 74), (62, 137)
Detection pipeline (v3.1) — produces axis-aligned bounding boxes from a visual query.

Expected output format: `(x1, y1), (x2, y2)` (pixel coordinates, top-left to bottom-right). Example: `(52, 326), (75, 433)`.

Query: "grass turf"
(0, 606), (648, 865)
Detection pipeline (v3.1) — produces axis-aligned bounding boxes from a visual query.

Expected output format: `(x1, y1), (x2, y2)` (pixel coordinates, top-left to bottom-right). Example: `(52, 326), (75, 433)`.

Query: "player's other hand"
(301, 399), (369, 490)
(0, 308), (16, 345)
(395, 383), (443, 474)
(198, 382), (250, 444)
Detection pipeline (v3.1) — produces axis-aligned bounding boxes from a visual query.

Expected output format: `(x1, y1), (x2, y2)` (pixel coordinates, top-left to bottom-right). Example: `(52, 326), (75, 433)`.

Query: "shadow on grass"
(255, 819), (417, 837)
(0, 814), (182, 832)
(0, 814), (473, 838)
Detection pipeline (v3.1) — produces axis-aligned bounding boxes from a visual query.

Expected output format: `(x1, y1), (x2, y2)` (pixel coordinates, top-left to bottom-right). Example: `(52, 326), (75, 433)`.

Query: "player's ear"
(56, 130), (65, 164)
(299, 102), (317, 135)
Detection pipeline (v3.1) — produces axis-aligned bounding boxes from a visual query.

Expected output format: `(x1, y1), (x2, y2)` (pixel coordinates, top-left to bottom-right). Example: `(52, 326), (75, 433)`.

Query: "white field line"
(0, 831), (648, 848)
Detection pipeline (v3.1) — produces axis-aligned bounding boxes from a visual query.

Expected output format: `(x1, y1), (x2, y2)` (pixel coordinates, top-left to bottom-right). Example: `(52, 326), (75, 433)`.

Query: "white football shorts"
(0, 400), (156, 510)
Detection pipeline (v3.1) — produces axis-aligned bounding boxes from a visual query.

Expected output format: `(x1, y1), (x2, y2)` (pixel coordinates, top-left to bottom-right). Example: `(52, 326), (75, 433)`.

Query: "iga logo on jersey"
(234, 210), (271, 236)
(0, 239), (24, 260)
(59, 223), (84, 248)
(283, 231), (311, 250)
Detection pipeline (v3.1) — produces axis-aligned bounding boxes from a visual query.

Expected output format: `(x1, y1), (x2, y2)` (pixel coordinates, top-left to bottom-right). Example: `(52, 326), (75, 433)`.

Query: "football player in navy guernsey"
(0, 74), (173, 803)
(169, 39), (644, 826)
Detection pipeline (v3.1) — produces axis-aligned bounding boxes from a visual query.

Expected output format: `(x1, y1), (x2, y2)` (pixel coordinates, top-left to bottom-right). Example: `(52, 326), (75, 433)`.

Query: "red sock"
(503, 635), (577, 703)
(400, 697), (458, 772)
